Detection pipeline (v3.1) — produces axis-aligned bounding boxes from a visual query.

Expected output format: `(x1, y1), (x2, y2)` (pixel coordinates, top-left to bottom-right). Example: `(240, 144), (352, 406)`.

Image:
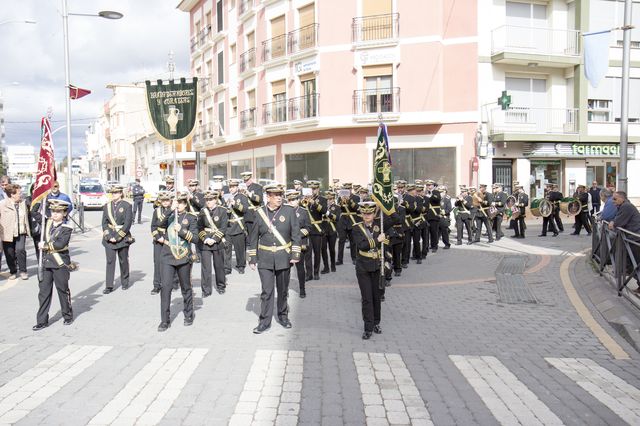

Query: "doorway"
(492, 159), (513, 195)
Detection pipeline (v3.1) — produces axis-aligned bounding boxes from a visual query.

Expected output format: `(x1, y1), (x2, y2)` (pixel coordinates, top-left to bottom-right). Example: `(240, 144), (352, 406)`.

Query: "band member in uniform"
(150, 191), (173, 294)
(321, 190), (340, 273)
(549, 183), (564, 232)
(423, 180), (437, 256)
(187, 179), (205, 213)
(211, 175), (230, 194)
(390, 194), (407, 275)
(337, 183), (360, 265)
(572, 185), (592, 235)
(287, 190), (310, 298)
(241, 171), (263, 237)
(198, 190), (228, 296)
(404, 184), (423, 263)
(33, 200), (75, 331)
(394, 180), (411, 268)
(512, 185), (529, 238)
(157, 192), (198, 331)
(102, 184), (134, 294)
(473, 184), (494, 243)
(439, 185), (452, 249)
(226, 179), (249, 274)
(507, 181), (519, 230)
(539, 184), (559, 237)
(352, 201), (388, 340)
(131, 179), (145, 224)
(293, 180), (304, 195)
(248, 185), (302, 334)
(306, 180), (327, 280)
(416, 180), (429, 257)
(425, 184), (442, 252)
(492, 183), (508, 240)
(454, 187), (473, 245)
(163, 176), (175, 196)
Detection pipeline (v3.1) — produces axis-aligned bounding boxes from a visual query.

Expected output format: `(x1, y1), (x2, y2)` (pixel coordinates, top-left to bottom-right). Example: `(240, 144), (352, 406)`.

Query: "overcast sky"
(0, 0), (190, 161)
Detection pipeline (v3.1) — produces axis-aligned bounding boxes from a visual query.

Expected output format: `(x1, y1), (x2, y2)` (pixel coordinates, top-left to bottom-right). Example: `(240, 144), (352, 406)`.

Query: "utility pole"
(619, 0), (632, 193)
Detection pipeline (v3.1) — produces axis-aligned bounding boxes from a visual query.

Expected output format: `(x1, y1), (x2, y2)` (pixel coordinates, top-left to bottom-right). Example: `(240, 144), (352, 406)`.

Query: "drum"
(560, 197), (581, 216)
(510, 207), (521, 220)
(530, 198), (552, 217)
(488, 206), (499, 219)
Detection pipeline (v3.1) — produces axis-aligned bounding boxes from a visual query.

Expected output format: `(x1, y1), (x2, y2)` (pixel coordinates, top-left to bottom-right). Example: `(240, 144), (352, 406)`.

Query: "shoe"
(150, 288), (160, 295)
(203, 292), (211, 298)
(473, 239), (480, 243)
(570, 232), (579, 235)
(121, 284), (129, 290)
(335, 261), (343, 265)
(380, 295), (386, 301)
(305, 275), (313, 282)
(373, 325), (382, 334)
(32, 323), (48, 331)
(496, 237), (501, 241)
(279, 318), (292, 329)
(138, 221), (142, 224)
(456, 242), (462, 246)
(157, 322), (170, 332)
(587, 232), (592, 236)
(401, 264), (408, 269)
(488, 240), (494, 243)
(313, 274), (320, 280)
(8, 274), (16, 280)
(553, 233), (559, 237)
(253, 324), (271, 334)
(184, 315), (194, 326)
(518, 235), (525, 239)
(63, 318), (74, 326)
(431, 248), (437, 253)
(394, 271), (401, 277)
(443, 245), (450, 250)
(331, 267), (336, 272)
(416, 259), (422, 264)
(510, 235), (519, 238)
(20, 272), (28, 280)
(217, 288), (226, 294)
(538, 234), (547, 237)
(103, 287), (114, 295)
(321, 268), (329, 274)
(467, 241), (473, 245)
(225, 269), (232, 275)
(238, 268), (245, 274)
(362, 331), (372, 340)
(385, 279), (391, 287)
(300, 291), (306, 298)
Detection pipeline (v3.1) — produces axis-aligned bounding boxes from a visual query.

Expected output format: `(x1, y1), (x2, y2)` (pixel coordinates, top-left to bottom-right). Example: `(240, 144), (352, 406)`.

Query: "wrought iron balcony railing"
(262, 34), (287, 62)
(288, 93), (319, 120)
(240, 108), (257, 130)
(352, 87), (400, 115)
(352, 13), (399, 43)
(239, 48), (256, 73)
(287, 23), (318, 55)
(262, 99), (288, 125)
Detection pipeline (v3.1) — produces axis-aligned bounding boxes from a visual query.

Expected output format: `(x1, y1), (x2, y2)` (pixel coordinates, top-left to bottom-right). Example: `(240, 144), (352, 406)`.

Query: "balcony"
(489, 107), (578, 137)
(198, 78), (210, 97)
(262, 99), (288, 125)
(288, 93), (319, 122)
(262, 34), (287, 64)
(240, 108), (257, 132)
(353, 87), (400, 119)
(287, 24), (318, 57)
(239, 48), (256, 76)
(190, 25), (212, 53)
(352, 13), (399, 47)
(239, 0), (254, 22)
(491, 25), (580, 68)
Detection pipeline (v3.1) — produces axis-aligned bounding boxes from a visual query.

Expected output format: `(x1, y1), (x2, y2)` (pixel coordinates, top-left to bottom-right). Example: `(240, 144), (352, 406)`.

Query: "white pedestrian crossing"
(88, 347), (208, 425)
(229, 349), (304, 426)
(546, 357), (640, 425)
(0, 345), (111, 425)
(354, 352), (433, 426)
(450, 355), (564, 426)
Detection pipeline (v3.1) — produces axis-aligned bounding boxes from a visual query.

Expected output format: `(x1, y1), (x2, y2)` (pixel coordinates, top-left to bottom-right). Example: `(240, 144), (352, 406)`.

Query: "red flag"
(69, 84), (91, 100)
(31, 117), (57, 208)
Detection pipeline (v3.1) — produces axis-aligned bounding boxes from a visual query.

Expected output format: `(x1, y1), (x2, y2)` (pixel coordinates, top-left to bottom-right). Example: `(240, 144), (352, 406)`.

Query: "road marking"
(0, 344), (16, 355)
(559, 254), (630, 360)
(547, 357), (640, 425)
(229, 349), (304, 426)
(88, 347), (207, 425)
(450, 355), (564, 426)
(354, 352), (433, 425)
(0, 345), (111, 424)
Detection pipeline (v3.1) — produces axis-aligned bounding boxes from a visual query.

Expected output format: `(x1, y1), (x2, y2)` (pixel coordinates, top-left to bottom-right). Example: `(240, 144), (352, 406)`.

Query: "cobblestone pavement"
(1, 210), (640, 425)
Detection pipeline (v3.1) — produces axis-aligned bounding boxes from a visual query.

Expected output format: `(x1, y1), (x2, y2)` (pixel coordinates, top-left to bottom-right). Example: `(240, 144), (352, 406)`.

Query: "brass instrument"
(472, 191), (484, 208)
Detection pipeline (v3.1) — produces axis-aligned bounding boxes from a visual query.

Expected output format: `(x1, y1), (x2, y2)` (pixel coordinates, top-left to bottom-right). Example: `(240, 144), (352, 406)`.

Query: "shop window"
(256, 156), (275, 182)
(588, 99), (611, 122)
(231, 159), (251, 180)
(389, 147), (456, 189)
(285, 152), (328, 188)
(530, 160), (562, 199)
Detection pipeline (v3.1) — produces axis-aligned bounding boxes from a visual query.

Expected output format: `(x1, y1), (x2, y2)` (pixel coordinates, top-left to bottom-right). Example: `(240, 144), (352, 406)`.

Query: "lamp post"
(62, 0), (122, 194)
(619, 0), (632, 193)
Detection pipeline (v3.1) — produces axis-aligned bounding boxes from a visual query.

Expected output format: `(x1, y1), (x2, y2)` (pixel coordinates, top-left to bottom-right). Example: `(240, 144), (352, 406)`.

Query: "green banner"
(372, 124), (395, 215)
(145, 78), (198, 142)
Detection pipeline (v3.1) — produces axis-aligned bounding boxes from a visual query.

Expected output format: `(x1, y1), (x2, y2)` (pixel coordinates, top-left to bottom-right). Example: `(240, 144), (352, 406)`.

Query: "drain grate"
(495, 256), (527, 275)
(496, 274), (538, 304)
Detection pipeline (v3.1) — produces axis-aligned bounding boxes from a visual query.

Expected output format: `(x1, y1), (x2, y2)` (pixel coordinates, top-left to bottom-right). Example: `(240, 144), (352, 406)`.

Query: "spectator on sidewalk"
(131, 179), (145, 224)
(609, 191), (640, 294)
(599, 188), (617, 222)
(45, 181), (73, 219)
(0, 176), (10, 200)
(589, 181), (602, 214)
(26, 184), (43, 262)
(0, 184), (31, 280)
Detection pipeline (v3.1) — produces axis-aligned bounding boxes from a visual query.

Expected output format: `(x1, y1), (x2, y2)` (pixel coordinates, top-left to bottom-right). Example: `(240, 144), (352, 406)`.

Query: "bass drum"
(506, 196), (519, 219)
(530, 198), (552, 217)
(487, 206), (499, 219)
(560, 197), (581, 216)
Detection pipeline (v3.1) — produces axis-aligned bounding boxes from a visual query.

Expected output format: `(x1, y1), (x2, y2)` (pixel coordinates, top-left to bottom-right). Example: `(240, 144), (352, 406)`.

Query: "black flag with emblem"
(145, 78), (198, 142)
(372, 123), (395, 215)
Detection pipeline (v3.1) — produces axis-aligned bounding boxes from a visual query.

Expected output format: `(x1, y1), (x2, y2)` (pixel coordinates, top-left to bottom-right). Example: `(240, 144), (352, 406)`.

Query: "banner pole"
(37, 198), (46, 282)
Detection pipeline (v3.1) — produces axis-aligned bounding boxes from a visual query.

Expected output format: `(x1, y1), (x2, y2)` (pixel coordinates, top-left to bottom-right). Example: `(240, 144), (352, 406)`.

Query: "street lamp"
(62, 0), (123, 194)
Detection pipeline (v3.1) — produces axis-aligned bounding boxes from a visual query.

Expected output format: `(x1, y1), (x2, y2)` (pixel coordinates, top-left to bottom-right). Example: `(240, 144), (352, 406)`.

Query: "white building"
(7, 145), (36, 177)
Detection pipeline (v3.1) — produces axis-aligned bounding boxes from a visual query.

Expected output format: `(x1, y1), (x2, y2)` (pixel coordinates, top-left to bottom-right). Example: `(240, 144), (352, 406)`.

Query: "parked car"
(75, 183), (108, 210)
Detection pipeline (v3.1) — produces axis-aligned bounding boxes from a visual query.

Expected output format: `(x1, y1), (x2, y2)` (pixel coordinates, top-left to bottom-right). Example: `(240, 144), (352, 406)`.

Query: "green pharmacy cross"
(498, 91), (511, 110)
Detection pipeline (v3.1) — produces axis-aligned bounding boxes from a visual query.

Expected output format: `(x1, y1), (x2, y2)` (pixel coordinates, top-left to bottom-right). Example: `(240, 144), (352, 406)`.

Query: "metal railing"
(239, 48), (256, 73)
(190, 24), (212, 52)
(352, 87), (400, 115)
(262, 99), (288, 124)
(491, 25), (580, 56)
(240, 108), (257, 130)
(288, 93), (319, 120)
(288, 23), (319, 55)
(352, 13), (399, 43)
(239, 0), (252, 16)
(591, 218), (640, 307)
(262, 34), (287, 62)
(198, 78), (209, 94)
(489, 107), (578, 134)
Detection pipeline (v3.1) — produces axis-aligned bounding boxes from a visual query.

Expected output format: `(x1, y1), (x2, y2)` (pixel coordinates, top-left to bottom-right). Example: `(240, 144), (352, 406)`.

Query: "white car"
(76, 183), (108, 209)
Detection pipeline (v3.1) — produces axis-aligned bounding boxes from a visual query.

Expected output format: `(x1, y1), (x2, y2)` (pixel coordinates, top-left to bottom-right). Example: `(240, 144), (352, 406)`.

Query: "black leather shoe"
(279, 318), (292, 329)
(335, 261), (343, 265)
(217, 288), (226, 294)
(538, 234), (546, 237)
(443, 245), (450, 250)
(570, 232), (579, 235)
(373, 325), (382, 334)
(225, 269), (232, 275)
(510, 235), (519, 238)
(32, 323), (48, 331)
(305, 276), (313, 281)
(553, 233), (559, 237)
(63, 318), (74, 326)
(488, 240), (494, 243)
(416, 259), (422, 264)
(158, 322), (169, 332)
(380, 295), (386, 301)
(184, 315), (194, 326)
(103, 287), (114, 295)
(300, 291), (306, 298)
(331, 267), (336, 272)
(467, 241), (473, 245)
(456, 241), (462, 246)
(203, 292), (211, 298)
(238, 268), (245, 274)
(121, 284), (129, 290)
(394, 271), (401, 277)
(313, 274), (320, 280)
(431, 248), (437, 253)
(362, 331), (372, 340)
(401, 264), (408, 269)
(385, 279), (391, 287)
(253, 324), (271, 334)
(150, 288), (160, 295)
(321, 269), (329, 274)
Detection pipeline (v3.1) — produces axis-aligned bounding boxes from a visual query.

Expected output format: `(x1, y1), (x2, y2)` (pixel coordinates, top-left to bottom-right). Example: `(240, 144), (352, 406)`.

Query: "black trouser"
(32, 234), (41, 262)
(229, 233), (246, 268)
(152, 243), (163, 290)
(456, 217), (472, 243)
(310, 234), (323, 276)
(421, 224), (429, 256)
(402, 230), (411, 265)
(3, 234), (27, 275)
(575, 211), (592, 235)
(428, 220), (440, 250)
(132, 200), (143, 223)
(223, 240), (232, 273)
(356, 268), (381, 333)
(105, 246), (129, 289)
(591, 204), (601, 215)
(258, 267), (290, 327)
(475, 216), (494, 242)
(391, 240), (403, 273)
(303, 245), (313, 281)
(295, 251), (307, 293)
(514, 216), (526, 237)
(411, 227), (422, 260)
(322, 232), (337, 270)
(494, 214), (504, 239)
(37, 267), (72, 325)
(201, 248), (226, 294)
(542, 216), (558, 235)
(338, 228), (357, 263)
(439, 219), (451, 246)
(160, 262), (193, 324)
(553, 209), (564, 232)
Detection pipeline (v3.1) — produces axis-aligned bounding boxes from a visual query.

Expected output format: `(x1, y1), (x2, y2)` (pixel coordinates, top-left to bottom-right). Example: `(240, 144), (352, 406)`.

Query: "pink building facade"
(178, 0), (478, 190)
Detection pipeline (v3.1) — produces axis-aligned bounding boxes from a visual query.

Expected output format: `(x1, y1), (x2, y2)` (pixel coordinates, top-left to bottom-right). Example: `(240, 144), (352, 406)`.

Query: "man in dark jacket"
(588, 181), (602, 214)
(131, 179), (145, 224)
(287, 190), (311, 298)
(198, 190), (228, 296)
(572, 185), (592, 236)
(101, 185), (134, 294)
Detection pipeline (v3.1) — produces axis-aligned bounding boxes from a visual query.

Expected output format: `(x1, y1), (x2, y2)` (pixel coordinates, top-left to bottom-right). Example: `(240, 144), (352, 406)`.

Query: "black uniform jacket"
(228, 192), (249, 235)
(151, 206), (171, 244)
(306, 195), (328, 235)
(441, 196), (453, 221)
(294, 205), (311, 250)
(246, 182), (264, 223)
(42, 220), (72, 269)
(352, 219), (391, 273)
(248, 204), (302, 270)
(455, 196), (473, 219)
(102, 200), (134, 249)
(548, 190), (563, 211)
(198, 205), (228, 251)
(577, 192), (589, 213)
(493, 191), (508, 213)
(425, 191), (442, 221)
(476, 191), (493, 218)
(516, 193), (530, 216)
(323, 203), (340, 236)
(339, 194), (360, 231)
(188, 190), (205, 213)
(158, 210), (199, 266)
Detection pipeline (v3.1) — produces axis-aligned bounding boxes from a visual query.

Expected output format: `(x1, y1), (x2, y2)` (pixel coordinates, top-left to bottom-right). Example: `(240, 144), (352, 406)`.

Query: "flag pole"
(378, 115), (385, 289)
(37, 198), (46, 282)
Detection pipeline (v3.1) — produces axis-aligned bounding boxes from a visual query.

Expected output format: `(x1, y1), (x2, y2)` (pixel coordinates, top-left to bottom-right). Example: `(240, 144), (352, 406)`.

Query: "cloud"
(0, 0), (190, 160)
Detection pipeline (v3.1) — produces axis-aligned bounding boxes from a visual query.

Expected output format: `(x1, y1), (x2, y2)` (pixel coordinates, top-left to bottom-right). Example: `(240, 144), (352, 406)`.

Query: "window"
(361, 0), (392, 41)
(285, 152), (329, 188)
(297, 75), (317, 119)
(256, 156), (275, 181)
(217, 51), (224, 85)
(297, 3), (316, 50)
(230, 43), (236, 64)
(390, 147), (456, 190)
(205, 11), (212, 28)
(231, 159), (251, 179)
(363, 0), (391, 17)
(216, 0), (223, 32)
(208, 162), (227, 180)
(363, 64), (393, 113)
(588, 99), (611, 122)
(230, 97), (238, 117)
(270, 15), (286, 59)
(218, 101), (225, 136)
(505, 77), (546, 107)
(269, 79), (287, 123)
